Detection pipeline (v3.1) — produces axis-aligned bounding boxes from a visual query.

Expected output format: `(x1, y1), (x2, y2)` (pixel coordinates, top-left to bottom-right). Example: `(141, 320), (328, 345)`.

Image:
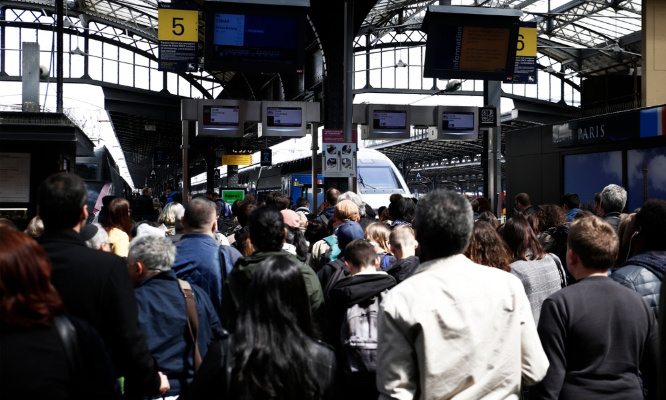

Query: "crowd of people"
(1, 173), (665, 400)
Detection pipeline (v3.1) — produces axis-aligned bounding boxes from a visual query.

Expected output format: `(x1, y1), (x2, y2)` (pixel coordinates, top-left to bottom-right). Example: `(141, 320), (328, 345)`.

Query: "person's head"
(535, 204), (567, 232)
(333, 199), (360, 225)
(81, 223), (111, 251)
(336, 220), (365, 251)
(266, 192), (291, 210)
(593, 192), (602, 215)
(502, 213), (545, 261)
(0, 218), (18, 231)
(25, 216), (44, 238)
(343, 239), (379, 274)
(365, 222), (392, 255)
(567, 216), (618, 277)
(304, 218), (329, 247)
(338, 191), (367, 218)
(236, 202), (257, 228)
(561, 193), (580, 211)
(105, 198), (133, 237)
(464, 221), (512, 272)
(324, 187), (340, 207)
(158, 202), (185, 226)
(296, 197), (310, 209)
(38, 172), (88, 232)
(233, 256), (320, 399)
(152, 198), (161, 208)
(392, 197), (416, 223)
(631, 199), (666, 253)
(282, 209), (308, 258)
(0, 229), (65, 327)
(142, 187), (152, 197)
(477, 211), (499, 229)
(573, 209), (595, 220)
(182, 197), (217, 236)
(127, 235), (176, 286)
(249, 206), (285, 252)
(514, 193), (531, 212)
(389, 225), (418, 259)
(166, 186), (174, 195)
(477, 197), (492, 213)
(600, 184), (627, 214)
(413, 190), (473, 262)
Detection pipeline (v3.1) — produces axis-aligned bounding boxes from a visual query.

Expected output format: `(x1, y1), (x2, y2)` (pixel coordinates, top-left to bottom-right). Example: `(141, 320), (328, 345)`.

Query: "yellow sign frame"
(158, 8), (199, 42)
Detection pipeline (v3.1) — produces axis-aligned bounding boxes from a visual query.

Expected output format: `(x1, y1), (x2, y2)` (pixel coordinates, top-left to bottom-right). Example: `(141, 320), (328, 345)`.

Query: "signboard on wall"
(552, 111), (640, 147)
(158, 2), (199, 72)
(504, 22), (537, 84)
(222, 154), (252, 165)
(322, 143), (356, 178)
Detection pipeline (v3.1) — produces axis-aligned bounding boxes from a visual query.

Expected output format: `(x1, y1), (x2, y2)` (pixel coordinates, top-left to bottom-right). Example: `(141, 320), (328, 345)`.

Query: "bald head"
(182, 197), (217, 235)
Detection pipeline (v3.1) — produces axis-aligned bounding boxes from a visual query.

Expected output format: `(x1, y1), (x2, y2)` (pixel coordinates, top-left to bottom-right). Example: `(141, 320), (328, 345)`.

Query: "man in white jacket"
(376, 189), (549, 400)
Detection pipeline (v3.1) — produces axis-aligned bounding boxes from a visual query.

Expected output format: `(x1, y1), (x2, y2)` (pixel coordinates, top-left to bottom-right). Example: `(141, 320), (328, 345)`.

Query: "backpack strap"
(219, 245), (232, 280)
(54, 316), (83, 376)
(548, 253), (567, 288)
(178, 279), (202, 372)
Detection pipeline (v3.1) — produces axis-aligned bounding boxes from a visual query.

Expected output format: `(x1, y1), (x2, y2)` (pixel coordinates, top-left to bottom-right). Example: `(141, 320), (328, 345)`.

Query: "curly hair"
(464, 222), (512, 272)
(535, 204), (567, 233)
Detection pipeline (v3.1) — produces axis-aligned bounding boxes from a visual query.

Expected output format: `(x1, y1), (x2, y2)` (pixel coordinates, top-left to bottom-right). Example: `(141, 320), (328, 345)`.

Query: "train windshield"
(358, 166), (400, 190)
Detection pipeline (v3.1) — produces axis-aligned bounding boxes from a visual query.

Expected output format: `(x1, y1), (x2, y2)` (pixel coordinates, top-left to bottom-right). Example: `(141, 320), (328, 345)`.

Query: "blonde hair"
(389, 225), (416, 252)
(364, 222), (392, 255)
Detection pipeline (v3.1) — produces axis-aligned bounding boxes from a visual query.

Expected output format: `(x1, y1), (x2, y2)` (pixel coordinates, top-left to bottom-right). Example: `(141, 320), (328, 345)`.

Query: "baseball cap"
(336, 220), (365, 249)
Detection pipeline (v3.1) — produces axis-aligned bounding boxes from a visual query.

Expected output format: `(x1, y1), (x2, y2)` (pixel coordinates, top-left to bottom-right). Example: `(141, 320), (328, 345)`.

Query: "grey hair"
(158, 202), (185, 226)
(601, 184), (627, 214)
(86, 223), (109, 250)
(338, 191), (366, 218)
(413, 189), (473, 259)
(128, 235), (176, 273)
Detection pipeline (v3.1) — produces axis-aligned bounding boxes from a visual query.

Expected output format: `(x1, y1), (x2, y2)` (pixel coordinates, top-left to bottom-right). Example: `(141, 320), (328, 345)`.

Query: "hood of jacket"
(329, 273), (396, 307)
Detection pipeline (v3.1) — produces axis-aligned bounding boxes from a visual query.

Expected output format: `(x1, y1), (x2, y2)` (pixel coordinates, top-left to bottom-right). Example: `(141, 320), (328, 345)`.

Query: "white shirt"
(377, 254), (549, 400)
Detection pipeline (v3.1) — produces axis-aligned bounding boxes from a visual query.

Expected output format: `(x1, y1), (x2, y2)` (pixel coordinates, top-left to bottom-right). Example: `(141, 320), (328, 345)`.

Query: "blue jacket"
(135, 270), (224, 397)
(173, 233), (241, 315)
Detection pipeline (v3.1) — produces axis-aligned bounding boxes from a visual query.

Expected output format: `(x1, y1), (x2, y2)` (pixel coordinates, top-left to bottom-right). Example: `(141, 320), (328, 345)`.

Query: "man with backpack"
(172, 198), (241, 320)
(327, 239), (396, 400)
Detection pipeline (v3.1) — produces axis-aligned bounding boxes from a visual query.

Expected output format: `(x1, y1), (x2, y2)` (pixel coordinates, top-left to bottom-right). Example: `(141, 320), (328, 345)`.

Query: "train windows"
(358, 166), (400, 190)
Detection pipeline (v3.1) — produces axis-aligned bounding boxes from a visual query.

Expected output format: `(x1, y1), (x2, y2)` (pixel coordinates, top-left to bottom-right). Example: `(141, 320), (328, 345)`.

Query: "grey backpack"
(339, 289), (389, 374)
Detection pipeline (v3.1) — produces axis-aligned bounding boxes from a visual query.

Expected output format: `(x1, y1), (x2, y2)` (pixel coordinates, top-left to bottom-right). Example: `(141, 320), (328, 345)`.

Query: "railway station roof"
(1, 0), (644, 188)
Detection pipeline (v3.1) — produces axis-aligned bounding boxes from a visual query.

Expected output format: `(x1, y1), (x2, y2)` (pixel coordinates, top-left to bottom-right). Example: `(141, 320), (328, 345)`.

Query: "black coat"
(38, 229), (161, 398)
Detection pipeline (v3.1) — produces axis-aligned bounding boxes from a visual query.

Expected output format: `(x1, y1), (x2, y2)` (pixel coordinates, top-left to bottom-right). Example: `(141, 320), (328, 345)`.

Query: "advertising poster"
(322, 143), (356, 178)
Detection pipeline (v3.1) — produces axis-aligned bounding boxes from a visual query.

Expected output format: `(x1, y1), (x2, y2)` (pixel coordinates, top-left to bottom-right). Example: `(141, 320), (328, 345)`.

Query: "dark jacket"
(222, 251), (324, 330)
(173, 233), (241, 317)
(319, 206), (336, 224)
(386, 255), (420, 283)
(38, 229), (161, 398)
(1, 315), (121, 400)
(611, 250), (666, 316)
(134, 270), (225, 397)
(318, 259), (350, 302)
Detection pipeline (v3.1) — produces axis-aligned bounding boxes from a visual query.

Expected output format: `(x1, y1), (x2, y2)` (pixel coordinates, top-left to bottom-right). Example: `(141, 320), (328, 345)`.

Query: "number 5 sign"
(158, 5), (198, 43)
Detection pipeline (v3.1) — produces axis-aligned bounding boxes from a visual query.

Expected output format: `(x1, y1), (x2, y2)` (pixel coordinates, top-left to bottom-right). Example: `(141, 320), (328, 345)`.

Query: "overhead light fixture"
(444, 79), (462, 92)
(70, 46), (85, 55)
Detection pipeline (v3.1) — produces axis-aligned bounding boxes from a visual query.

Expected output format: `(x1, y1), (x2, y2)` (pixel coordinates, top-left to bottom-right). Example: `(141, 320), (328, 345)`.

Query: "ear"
(81, 206), (88, 221)
(566, 248), (578, 268)
(373, 256), (381, 270)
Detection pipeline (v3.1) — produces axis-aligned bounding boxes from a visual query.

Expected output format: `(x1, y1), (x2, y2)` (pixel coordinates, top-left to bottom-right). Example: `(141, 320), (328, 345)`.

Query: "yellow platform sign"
(158, 8), (199, 42)
(222, 154), (252, 166)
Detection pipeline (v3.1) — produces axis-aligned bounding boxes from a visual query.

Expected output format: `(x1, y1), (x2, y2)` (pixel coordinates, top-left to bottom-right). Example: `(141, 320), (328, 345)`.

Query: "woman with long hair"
(102, 197), (133, 257)
(365, 222), (395, 269)
(464, 221), (513, 272)
(187, 256), (336, 400)
(0, 228), (120, 399)
(502, 213), (565, 325)
(158, 201), (185, 236)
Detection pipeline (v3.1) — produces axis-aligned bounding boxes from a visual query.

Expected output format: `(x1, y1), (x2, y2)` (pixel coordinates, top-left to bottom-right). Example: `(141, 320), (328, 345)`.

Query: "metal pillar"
(56, 0), (64, 113)
(484, 80), (502, 216)
(182, 120), (189, 205)
(343, 1), (356, 193)
(311, 122), (319, 212)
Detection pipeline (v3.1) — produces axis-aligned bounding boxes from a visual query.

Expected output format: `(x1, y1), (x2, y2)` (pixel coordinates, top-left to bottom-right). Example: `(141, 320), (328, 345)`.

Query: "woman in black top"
(0, 228), (120, 400)
(187, 255), (336, 400)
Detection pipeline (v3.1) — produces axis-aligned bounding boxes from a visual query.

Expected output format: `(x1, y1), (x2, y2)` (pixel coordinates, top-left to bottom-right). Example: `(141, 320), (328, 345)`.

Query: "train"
(194, 148), (411, 211)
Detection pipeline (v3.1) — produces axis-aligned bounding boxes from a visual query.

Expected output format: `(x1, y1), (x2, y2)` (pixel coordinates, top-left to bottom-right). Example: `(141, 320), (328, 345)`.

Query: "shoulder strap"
(549, 253), (567, 288)
(54, 316), (83, 376)
(178, 279), (202, 372)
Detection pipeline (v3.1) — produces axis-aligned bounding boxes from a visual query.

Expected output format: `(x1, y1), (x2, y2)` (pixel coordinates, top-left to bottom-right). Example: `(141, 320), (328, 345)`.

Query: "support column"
(642, 0), (666, 107)
(311, 122), (319, 212)
(181, 120), (189, 205)
(483, 80), (502, 217)
(56, 0), (64, 113)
